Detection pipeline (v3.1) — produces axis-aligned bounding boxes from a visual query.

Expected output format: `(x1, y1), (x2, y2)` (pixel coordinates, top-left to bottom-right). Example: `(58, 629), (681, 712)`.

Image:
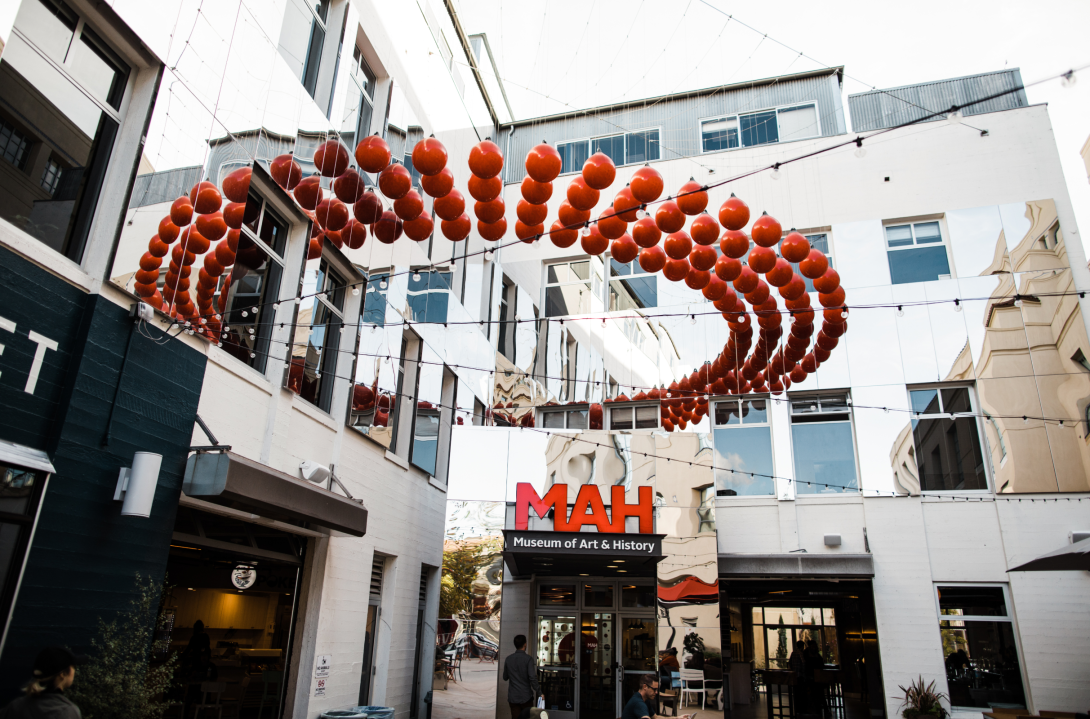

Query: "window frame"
(299, 0), (330, 98)
(906, 383), (991, 494)
(543, 258), (604, 318)
(606, 254), (658, 311)
(294, 257), (347, 413)
(553, 126), (663, 177)
(540, 404), (593, 431)
(698, 102), (822, 155)
(711, 395), (777, 497)
(884, 217), (955, 284)
(606, 401), (660, 431)
(787, 391), (861, 495)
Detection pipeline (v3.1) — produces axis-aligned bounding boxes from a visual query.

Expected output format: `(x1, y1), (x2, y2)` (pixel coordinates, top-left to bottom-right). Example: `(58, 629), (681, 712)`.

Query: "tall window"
(359, 554), (386, 706)
(362, 273), (388, 326)
(790, 394), (858, 494)
(555, 130), (661, 175)
(713, 398), (774, 496)
(497, 278), (514, 361)
(351, 306), (402, 450)
(886, 220), (951, 284)
(608, 257), (657, 310)
(410, 344), (443, 475)
(591, 134), (624, 168)
(407, 270), (451, 323)
(910, 386), (987, 491)
(544, 259), (603, 317)
(220, 190), (288, 373)
(936, 585), (1026, 710)
(700, 103), (819, 153)
(293, 257), (346, 412)
(342, 43), (376, 151)
(1, 0), (131, 261)
(280, 0), (330, 98)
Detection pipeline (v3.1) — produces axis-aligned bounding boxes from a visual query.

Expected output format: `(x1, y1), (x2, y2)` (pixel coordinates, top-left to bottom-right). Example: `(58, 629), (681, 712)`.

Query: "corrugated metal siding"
(127, 165), (202, 208)
(504, 71), (845, 184)
(848, 69), (1027, 132)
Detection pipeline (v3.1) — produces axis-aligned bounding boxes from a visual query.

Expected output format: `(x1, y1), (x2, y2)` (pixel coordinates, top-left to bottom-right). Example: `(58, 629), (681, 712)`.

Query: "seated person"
(622, 673), (692, 719)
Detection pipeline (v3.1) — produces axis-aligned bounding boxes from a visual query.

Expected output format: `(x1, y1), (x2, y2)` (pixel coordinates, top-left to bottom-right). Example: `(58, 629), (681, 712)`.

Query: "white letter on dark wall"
(25, 331), (59, 395)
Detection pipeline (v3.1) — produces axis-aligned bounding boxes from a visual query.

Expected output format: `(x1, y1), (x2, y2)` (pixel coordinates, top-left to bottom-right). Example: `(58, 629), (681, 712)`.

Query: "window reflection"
(910, 387), (987, 491)
(791, 394), (858, 494)
(713, 399), (774, 496)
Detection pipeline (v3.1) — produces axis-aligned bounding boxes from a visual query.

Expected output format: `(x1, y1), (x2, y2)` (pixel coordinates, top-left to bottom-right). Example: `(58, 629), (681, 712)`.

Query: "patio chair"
(680, 669), (707, 710)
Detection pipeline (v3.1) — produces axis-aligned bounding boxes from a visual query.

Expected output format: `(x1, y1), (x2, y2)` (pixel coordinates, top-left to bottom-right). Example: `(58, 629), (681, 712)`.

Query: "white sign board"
(314, 678), (326, 697)
(315, 655), (331, 678)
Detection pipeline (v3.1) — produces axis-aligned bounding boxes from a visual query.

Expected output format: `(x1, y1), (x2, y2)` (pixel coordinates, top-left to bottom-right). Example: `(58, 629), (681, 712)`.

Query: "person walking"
(502, 635), (540, 719)
(0, 647), (88, 719)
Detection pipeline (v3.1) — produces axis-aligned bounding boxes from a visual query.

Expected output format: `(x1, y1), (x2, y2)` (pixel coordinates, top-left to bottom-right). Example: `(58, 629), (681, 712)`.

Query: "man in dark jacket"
(1, 646), (87, 719)
(502, 635), (540, 719)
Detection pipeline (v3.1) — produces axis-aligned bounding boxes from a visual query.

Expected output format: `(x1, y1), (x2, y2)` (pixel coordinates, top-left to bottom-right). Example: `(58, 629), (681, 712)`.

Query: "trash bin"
(354, 707), (395, 719)
(321, 711), (369, 719)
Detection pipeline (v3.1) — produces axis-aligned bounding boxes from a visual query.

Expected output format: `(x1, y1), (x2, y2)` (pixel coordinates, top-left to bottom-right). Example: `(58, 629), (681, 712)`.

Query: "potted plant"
(896, 676), (949, 719)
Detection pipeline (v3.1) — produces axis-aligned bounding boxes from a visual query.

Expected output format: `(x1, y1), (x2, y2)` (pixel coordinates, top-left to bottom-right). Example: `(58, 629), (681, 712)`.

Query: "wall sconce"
(299, 460), (331, 484)
(824, 534), (842, 547)
(114, 452), (162, 517)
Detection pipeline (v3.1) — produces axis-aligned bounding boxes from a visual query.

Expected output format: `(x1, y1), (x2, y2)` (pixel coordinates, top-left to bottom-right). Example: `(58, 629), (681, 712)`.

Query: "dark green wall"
(0, 246), (206, 701)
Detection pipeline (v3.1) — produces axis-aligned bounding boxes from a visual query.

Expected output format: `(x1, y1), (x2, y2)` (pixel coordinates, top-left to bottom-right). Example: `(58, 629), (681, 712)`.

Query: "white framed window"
(608, 257), (657, 310)
(885, 220), (952, 284)
(712, 397), (775, 496)
(608, 403), (659, 430)
(908, 385), (988, 492)
(279, 0), (331, 98)
(789, 393), (858, 494)
(555, 128), (661, 175)
(541, 404), (591, 430)
(342, 43), (377, 150)
(293, 256), (348, 412)
(544, 259), (604, 318)
(700, 103), (820, 153)
(934, 584), (1027, 711)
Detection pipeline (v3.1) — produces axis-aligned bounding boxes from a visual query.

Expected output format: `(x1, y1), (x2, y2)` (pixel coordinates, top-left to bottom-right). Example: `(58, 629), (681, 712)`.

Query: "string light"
(896, 306), (904, 317)
(770, 163), (781, 180)
(947, 107), (963, 125)
(1061, 70), (1077, 88)
(854, 137), (866, 158)
(352, 287), (360, 296)
(954, 298), (962, 312)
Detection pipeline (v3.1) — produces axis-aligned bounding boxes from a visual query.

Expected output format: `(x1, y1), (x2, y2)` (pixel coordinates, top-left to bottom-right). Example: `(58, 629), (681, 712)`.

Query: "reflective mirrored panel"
(1000, 199), (1069, 273)
(411, 344), (443, 476)
(946, 205), (1005, 279)
(789, 393), (858, 493)
(851, 384), (916, 495)
(975, 377), (1057, 493)
(713, 399), (774, 496)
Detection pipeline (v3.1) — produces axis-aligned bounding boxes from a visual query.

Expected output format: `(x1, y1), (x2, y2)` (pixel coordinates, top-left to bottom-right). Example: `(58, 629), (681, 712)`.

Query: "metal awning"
(502, 529), (665, 579)
(0, 439), (55, 473)
(1008, 537), (1090, 572)
(718, 553), (874, 577)
(182, 452), (367, 536)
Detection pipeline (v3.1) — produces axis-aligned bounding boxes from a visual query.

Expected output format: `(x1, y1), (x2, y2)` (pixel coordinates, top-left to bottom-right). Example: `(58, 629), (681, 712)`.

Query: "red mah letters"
(514, 482), (654, 533)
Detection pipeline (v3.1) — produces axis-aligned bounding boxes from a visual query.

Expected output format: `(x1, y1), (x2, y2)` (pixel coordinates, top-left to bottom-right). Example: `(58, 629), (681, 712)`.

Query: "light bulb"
(954, 299), (962, 312)
(224, 326), (230, 331)
(601, 317), (607, 328)
(1023, 415), (1028, 425)
(413, 272), (421, 281)
(770, 164), (781, 180)
(1061, 70), (1077, 88)
(883, 407), (889, 414)
(810, 404), (818, 412)
(249, 352), (256, 358)
(896, 306), (904, 317)
(379, 279), (387, 289)
(690, 314), (697, 325)
(1014, 298), (1023, 308)
(854, 138), (866, 158)
(352, 287), (360, 296)
(370, 325), (377, 333)
(484, 251), (494, 261)
(841, 310), (849, 319)
(215, 314), (222, 320)
(581, 226), (591, 237)
(947, 108), (963, 125)
(241, 310), (248, 317)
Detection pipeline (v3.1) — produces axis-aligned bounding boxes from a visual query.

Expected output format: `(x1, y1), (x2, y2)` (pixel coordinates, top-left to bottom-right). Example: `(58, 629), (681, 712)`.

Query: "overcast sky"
(458, 0), (1090, 256)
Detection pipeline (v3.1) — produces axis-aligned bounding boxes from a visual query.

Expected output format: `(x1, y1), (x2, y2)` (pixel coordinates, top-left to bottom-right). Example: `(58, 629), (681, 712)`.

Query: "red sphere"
(317, 198), (351, 231)
(214, 240), (234, 268)
(222, 167), (252, 203)
(549, 220), (579, 248)
(733, 265), (759, 294)
(581, 224), (609, 255)
(789, 366), (808, 384)
(293, 176), (323, 210)
(630, 165), (664, 203)
(355, 134), (392, 174)
(314, 140), (350, 177)
(748, 245), (777, 274)
(655, 201), (685, 234)
(354, 191), (384, 224)
(610, 233), (639, 263)
(766, 258), (794, 287)
(566, 176), (600, 212)
(813, 268), (841, 294)
(720, 230), (749, 258)
(703, 275), (728, 301)
(343, 219), (368, 249)
(718, 194), (750, 231)
(189, 181), (222, 215)
(441, 213), (472, 241)
(676, 179), (708, 215)
(515, 220), (544, 242)
(469, 140), (504, 179)
(582, 152), (616, 190)
(663, 258), (691, 282)
(824, 307), (847, 324)
(664, 231), (693, 260)
(814, 345), (831, 362)
(639, 245), (667, 273)
(379, 163), (412, 200)
(373, 211), (404, 244)
(195, 212), (228, 241)
(800, 249), (829, 279)
(393, 189), (424, 221)
(334, 168), (367, 203)
(521, 185), (555, 217)
(478, 217), (508, 242)
(751, 212), (783, 247)
(322, 229), (344, 250)
(433, 189), (466, 222)
(179, 227), (210, 255)
(558, 201), (591, 230)
(614, 186), (640, 222)
(690, 213), (719, 246)
(781, 231), (811, 263)
(632, 216), (662, 248)
(421, 167), (454, 198)
(139, 252), (162, 272)
(474, 197), (505, 224)
(306, 237), (323, 261)
(598, 207), (628, 240)
(270, 154), (303, 191)
(779, 275), (807, 301)
(689, 245), (717, 272)
(171, 196), (194, 227)
(526, 143), (562, 183)
(819, 286), (846, 308)
(715, 255), (742, 282)
(412, 137), (448, 176)
(468, 174), (502, 203)
(223, 202), (245, 229)
(158, 217), (181, 244)
(685, 268), (711, 291)
(745, 281), (770, 306)
(517, 199), (548, 226)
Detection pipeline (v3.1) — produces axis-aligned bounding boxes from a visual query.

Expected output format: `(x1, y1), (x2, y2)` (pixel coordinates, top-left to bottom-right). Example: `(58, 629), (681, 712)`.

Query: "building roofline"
(847, 68), (1023, 99)
(504, 66), (845, 128)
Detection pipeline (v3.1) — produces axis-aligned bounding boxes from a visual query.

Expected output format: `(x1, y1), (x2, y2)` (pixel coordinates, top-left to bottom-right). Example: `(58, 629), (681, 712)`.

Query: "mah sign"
(515, 482), (654, 533)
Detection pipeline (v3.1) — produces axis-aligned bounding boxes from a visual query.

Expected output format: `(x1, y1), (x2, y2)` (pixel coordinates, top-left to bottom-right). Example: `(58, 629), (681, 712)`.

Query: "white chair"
(679, 669), (706, 710)
(193, 681), (226, 719)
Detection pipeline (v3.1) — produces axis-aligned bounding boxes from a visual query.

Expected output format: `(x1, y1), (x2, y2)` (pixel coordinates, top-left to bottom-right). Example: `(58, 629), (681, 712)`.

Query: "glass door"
(579, 613), (615, 719)
(536, 615), (577, 717)
(619, 617), (658, 706)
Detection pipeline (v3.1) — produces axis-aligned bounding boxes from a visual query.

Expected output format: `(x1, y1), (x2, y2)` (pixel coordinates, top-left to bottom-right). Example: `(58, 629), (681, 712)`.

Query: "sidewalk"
(431, 663), (498, 719)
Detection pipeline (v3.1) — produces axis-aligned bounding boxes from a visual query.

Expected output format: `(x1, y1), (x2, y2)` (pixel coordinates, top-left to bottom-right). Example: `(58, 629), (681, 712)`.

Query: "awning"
(718, 553), (874, 577)
(0, 439), (55, 473)
(182, 452), (367, 536)
(1008, 537), (1090, 571)
(502, 529), (665, 579)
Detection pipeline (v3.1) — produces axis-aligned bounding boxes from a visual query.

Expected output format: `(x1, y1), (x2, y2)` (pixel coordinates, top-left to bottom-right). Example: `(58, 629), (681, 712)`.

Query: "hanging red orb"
(720, 230), (749, 258)
(314, 140), (350, 177)
(521, 176), (553, 205)
(478, 217), (507, 242)
(685, 268), (711, 291)
(613, 185), (640, 222)
(718, 194), (750, 231)
(139, 252), (162, 272)
(189, 181), (222, 215)
(714, 255), (742, 282)
(632, 216), (662, 248)
(354, 191), (384, 224)
(581, 224), (609, 255)
(751, 212), (783, 247)
(663, 257), (691, 282)
(516, 220), (544, 243)
(799, 249), (829, 279)
(676, 179), (708, 215)
(654, 201), (685, 234)
(293, 176), (323, 211)
(179, 227), (210, 255)
(630, 165), (664, 203)
(813, 267), (841, 294)
(745, 281), (770, 306)
(343, 219), (368, 249)
(468, 174), (502, 203)
(307, 237), (324, 260)
(379, 163), (412, 200)
(333, 168), (367, 203)
(566, 176), (599, 212)
(374, 211), (405, 244)
(170, 197), (194, 227)
(222, 167), (252, 203)
(766, 258), (794, 287)
(516, 199), (548, 226)
(270, 154), (303, 191)
(355, 134), (392, 174)
(550, 220), (579, 248)
(598, 207), (627, 240)
(433, 189), (466, 222)
(317, 198), (351, 231)
(780, 231), (811, 263)
(558, 201), (591, 230)
(748, 245), (776, 274)
(582, 152), (616, 190)
(703, 275), (728, 301)
(689, 245), (717, 272)
(474, 197), (505, 224)
(158, 217), (181, 244)
(412, 137), (448, 176)
(690, 213), (719, 246)
(469, 139), (504, 179)
(610, 234), (639, 264)
(441, 213), (472, 241)
(421, 167), (454, 198)
(393, 189), (425, 222)
(819, 286), (846, 308)
(526, 143), (562, 183)
(639, 245), (667, 273)
(664, 231), (692, 260)
(322, 229), (344, 250)
(195, 212), (228, 242)
(223, 202), (245, 230)
(779, 275), (807, 301)
(733, 265), (759, 294)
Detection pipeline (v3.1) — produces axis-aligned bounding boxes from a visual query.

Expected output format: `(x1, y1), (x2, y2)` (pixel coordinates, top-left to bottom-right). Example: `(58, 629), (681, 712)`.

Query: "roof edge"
(847, 68), (1023, 99)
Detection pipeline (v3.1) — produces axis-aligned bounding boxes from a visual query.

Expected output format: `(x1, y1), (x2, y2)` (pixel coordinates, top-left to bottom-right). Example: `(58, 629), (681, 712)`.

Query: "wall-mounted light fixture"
(824, 534), (842, 547)
(114, 452), (162, 517)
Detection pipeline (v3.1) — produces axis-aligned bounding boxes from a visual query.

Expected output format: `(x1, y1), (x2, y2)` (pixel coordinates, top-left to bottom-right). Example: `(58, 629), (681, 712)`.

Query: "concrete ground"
(431, 661), (498, 719)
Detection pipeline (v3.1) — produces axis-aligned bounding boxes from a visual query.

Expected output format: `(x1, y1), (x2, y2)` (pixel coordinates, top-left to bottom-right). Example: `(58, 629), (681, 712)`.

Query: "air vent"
(369, 555), (385, 599)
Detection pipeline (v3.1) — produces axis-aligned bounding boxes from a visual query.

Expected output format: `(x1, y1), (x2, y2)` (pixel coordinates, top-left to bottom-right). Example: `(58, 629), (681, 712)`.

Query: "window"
(497, 278), (515, 361)
(351, 310), (402, 450)
(608, 404), (659, 430)
(790, 394), (858, 494)
(713, 398), (774, 496)
(410, 344), (443, 475)
(909, 387), (987, 491)
(539, 584), (576, 606)
(279, 0), (330, 98)
(750, 607), (838, 670)
(301, 0), (330, 97)
(701, 104), (819, 153)
(342, 44), (377, 151)
(293, 257), (347, 412)
(1, 0), (132, 261)
(936, 585), (1026, 710)
(541, 405), (590, 430)
(886, 221), (951, 284)
(407, 270), (451, 323)
(608, 258), (657, 310)
(0, 464), (46, 630)
(219, 190), (288, 373)
(362, 273), (388, 326)
(545, 259), (603, 317)
(555, 130), (661, 175)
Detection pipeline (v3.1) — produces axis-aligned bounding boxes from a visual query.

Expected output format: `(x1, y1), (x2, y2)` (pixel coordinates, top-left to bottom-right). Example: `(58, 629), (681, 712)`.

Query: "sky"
(456, 0), (1090, 257)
